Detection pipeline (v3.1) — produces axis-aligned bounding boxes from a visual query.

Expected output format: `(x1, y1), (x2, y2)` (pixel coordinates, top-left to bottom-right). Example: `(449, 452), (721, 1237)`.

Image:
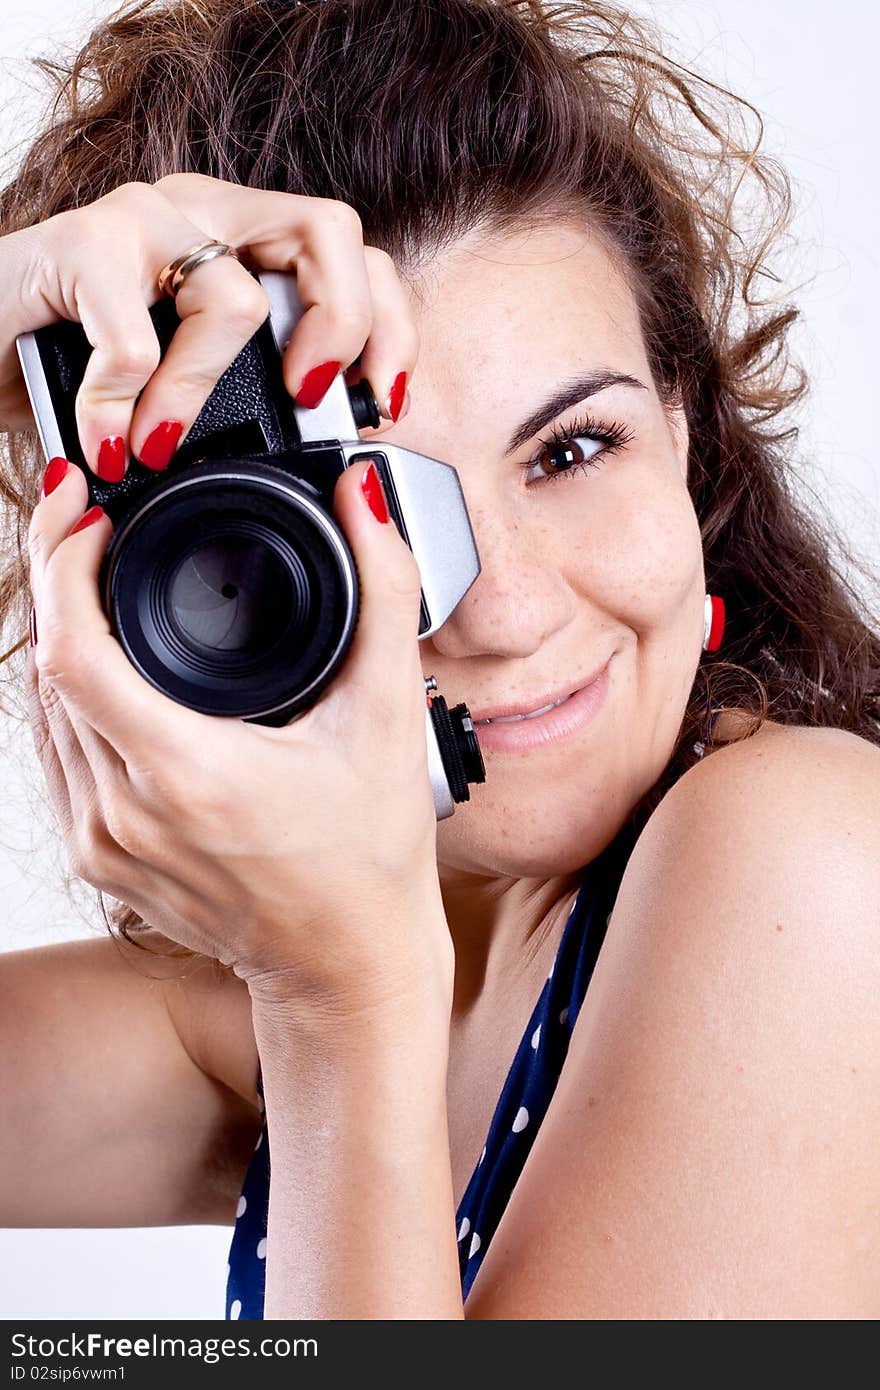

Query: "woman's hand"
(2, 173), (411, 451)
(18, 175), (454, 1016)
(26, 458), (450, 1014)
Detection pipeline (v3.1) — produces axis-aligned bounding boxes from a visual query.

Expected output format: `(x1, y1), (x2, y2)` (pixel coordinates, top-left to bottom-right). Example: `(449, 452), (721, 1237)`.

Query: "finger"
(33, 630), (130, 825)
(63, 177), (419, 483)
(33, 494), (215, 769)
(328, 458), (426, 718)
(67, 181), (270, 479)
(30, 681), (168, 912)
(28, 639), (127, 898)
(26, 451), (131, 790)
(28, 472), (153, 821)
(38, 662), (182, 901)
(27, 455), (91, 613)
(271, 199), (374, 407)
(29, 639), (206, 933)
(27, 450), (222, 795)
(154, 176), (419, 416)
(355, 246), (417, 423)
(37, 664), (107, 852)
(24, 644), (77, 847)
(72, 253), (162, 480)
(126, 255), (270, 468)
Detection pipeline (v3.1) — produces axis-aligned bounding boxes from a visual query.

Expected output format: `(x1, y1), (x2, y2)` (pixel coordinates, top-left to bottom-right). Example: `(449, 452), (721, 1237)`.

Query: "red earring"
(703, 593), (725, 652)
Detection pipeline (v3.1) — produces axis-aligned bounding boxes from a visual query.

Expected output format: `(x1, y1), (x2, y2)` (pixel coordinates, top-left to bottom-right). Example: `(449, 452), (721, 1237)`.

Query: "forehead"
(406, 221), (646, 372)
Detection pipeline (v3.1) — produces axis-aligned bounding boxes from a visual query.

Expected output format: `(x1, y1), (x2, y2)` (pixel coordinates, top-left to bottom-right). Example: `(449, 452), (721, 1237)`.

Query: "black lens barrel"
(428, 695), (486, 804)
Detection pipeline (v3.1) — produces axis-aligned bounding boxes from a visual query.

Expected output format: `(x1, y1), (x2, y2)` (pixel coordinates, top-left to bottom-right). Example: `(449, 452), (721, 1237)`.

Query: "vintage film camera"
(17, 269), (486, 819)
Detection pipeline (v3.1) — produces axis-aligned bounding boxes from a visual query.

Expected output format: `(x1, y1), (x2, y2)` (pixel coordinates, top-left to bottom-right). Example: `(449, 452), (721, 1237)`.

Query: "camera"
(16, 268), (486, 819)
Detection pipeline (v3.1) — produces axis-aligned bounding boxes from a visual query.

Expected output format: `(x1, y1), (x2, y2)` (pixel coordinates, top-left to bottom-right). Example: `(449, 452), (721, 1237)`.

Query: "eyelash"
(519, 410), (634, 487)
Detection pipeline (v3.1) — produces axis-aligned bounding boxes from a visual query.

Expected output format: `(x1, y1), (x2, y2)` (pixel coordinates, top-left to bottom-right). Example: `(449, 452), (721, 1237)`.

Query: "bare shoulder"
(614, 711), (880, 1027)
(640, 712), (880, 929)
(605, 705), (880, 1028)
(464, 718), (880, 1318)
(686, 703), (880, 780)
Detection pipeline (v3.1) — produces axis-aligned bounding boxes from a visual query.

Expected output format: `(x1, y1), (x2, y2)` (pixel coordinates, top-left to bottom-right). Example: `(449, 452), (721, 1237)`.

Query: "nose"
(428, 505), (577, 659)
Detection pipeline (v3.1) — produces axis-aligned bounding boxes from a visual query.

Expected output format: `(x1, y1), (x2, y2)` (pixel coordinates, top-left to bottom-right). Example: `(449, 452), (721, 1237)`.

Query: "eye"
(519, 410), (634, 487)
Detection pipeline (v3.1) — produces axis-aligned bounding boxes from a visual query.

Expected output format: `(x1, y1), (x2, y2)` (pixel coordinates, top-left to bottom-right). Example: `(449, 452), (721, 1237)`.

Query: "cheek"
(570, 467), (702, 623)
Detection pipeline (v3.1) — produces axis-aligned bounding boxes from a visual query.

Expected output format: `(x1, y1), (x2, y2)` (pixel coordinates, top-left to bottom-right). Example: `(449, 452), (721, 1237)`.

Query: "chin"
(436, 780), (636, 881)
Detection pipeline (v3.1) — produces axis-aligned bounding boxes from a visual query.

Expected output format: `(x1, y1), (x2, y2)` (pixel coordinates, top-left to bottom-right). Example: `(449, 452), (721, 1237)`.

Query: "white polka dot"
(559, 1005), (570, 1026)
(457, 1217), (470, 1242)
(230, 1299), (242, 1320)
(468, 1232), (481, 1258)
(256, 1236), (267, 1260)
(548, 960), (555, 980)
(254, 1131), (263, 1152)
(236, 1195), (247, 1219)
(693, 740), (705, 758)
(512, 1106), (529, 1133)
(531, 1023), (541, 1050)
(256, 1093), (265, 1114)
(478, 1145), (486, 1166)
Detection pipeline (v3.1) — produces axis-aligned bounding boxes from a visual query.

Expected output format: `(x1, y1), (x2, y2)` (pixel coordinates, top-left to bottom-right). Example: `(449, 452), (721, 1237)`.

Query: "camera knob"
(426, 687), (486, 805)
(347, 379), (381, 430)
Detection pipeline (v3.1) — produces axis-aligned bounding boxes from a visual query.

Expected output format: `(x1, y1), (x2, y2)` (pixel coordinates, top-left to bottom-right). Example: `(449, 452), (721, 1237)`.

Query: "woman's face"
(375, 220), (705, 880)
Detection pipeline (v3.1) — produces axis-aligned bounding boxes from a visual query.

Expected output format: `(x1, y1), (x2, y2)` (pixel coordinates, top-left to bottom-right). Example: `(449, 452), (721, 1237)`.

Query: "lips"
(475, 691), (572, 724)
(470, 660), (609, 724)
(471, 657), (612, 754)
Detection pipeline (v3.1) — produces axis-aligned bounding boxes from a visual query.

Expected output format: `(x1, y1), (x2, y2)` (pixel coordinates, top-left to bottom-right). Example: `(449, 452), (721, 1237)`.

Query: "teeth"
(478, 692), (571, 724)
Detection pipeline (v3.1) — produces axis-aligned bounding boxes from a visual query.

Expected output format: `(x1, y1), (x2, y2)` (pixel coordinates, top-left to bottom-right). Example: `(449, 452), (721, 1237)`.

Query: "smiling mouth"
(474, 691), (574, 724)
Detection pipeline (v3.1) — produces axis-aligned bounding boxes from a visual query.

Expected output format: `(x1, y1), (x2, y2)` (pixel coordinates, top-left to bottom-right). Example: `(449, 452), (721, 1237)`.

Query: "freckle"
(736, 1065), (744, 1073)
(587, 1095), (598, 1107)
(775, 923), (784, 933)
(851, 1066), (858, 1074)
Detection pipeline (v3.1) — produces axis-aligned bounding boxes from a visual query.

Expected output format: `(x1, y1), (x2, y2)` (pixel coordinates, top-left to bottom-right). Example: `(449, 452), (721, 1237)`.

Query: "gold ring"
(156, 240), (239, 299)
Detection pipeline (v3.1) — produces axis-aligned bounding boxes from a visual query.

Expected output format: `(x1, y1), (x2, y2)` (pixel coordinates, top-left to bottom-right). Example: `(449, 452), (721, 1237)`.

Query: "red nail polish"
(96, 436), (125, 482)
(296, 360), (341, 409)
(67, 505), (106, 537)
(385, 372), (407, 423)
(140, 420), (183, 471)
(41, 456), (70, 499)
(29, 606), (37, 648)
(361, 461), (389, 524)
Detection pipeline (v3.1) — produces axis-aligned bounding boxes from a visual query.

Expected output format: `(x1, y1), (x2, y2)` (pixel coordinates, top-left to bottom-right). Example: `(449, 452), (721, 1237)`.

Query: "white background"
(0, 0), (878, 1320)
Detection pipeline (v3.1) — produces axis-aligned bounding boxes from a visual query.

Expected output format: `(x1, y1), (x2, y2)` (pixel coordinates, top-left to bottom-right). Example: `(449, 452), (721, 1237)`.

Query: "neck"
(438, 866), (584, 1022)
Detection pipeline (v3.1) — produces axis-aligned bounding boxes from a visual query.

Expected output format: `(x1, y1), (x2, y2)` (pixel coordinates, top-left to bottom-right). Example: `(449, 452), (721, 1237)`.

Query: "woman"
(1, 0), (878, 1320)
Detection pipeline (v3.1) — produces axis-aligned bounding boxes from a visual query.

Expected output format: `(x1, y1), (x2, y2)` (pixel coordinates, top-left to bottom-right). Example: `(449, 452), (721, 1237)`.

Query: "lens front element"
(100, 460), (359, 725)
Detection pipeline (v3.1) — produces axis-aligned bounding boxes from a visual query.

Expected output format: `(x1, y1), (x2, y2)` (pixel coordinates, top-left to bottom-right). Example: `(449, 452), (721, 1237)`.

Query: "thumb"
(331, 456), (426, 700)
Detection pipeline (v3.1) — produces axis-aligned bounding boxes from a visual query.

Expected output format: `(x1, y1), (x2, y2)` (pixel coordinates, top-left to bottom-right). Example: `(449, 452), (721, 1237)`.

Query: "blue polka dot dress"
(225, 708), (723, 1317)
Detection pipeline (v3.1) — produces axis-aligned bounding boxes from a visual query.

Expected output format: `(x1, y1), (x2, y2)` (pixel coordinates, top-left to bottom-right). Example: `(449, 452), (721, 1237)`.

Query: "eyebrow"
(504, 371), (649, 455)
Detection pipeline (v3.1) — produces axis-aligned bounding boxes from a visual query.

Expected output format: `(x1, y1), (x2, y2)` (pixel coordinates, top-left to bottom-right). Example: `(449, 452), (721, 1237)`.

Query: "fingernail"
(29, 606), (37, 648)
(41, 456), (70, 500)
(361, 461), (389, 524)
(96, 436), (125, 482)
(384, 371), (408, 423)
(295, 360), (341, 409)
(67, 505), (106, 537)
(140, 419), (183, 471)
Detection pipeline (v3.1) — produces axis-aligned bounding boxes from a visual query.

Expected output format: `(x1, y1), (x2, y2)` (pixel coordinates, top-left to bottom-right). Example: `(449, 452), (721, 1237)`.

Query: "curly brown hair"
(1, 0), (878, 957)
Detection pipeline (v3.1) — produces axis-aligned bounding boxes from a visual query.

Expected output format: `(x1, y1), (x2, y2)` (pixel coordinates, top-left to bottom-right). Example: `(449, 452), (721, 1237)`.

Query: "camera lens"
(100, 460), (358, 724)
(165, 531), (307, 661)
